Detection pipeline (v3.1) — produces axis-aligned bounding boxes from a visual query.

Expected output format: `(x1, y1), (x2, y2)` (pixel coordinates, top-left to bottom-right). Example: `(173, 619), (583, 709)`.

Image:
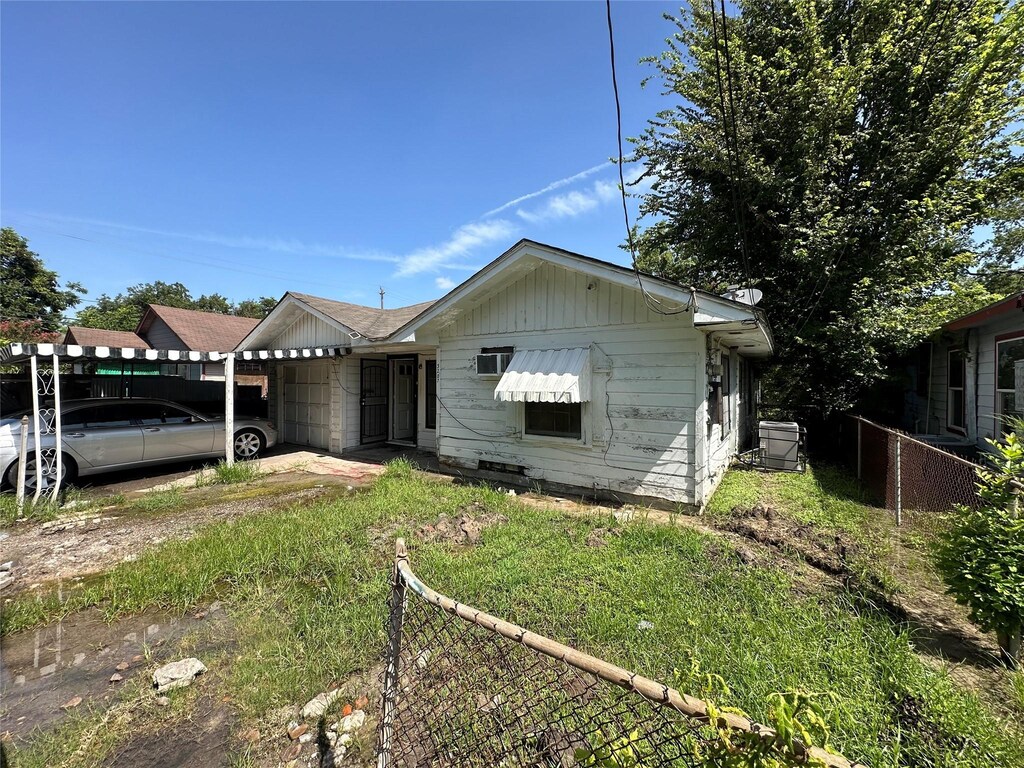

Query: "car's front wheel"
(233, 429), (265, 460)
(4, 454), (77, 493)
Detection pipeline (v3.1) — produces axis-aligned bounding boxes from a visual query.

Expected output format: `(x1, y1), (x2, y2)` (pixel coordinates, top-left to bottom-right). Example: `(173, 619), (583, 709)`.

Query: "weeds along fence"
(376, 540), (856, 768)
(844, 415), (984, 523)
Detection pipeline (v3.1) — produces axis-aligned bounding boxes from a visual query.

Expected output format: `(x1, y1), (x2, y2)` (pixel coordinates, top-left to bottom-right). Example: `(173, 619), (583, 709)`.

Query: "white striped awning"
(0, 342), (350, 365)
(494, 347), (591, 404)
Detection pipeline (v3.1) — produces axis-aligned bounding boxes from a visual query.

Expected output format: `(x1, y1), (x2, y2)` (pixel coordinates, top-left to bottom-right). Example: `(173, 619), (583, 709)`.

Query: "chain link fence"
(376, 540), (855, 768)
(843, 416), (984, 522)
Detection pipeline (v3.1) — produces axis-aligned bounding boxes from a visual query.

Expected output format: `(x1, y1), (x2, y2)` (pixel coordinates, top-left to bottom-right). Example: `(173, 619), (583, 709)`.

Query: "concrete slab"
(144, 450), (387, 492)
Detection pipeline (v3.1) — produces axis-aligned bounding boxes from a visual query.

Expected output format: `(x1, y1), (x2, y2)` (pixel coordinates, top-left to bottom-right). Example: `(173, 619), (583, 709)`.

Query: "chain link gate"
(376, 540), (856, 768)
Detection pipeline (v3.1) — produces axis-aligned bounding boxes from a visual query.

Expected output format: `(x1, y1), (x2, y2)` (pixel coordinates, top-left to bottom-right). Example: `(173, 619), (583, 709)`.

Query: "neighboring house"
(238, 240), (772, 507)
(903, 294), (1024, 451)
(136, 305), (262, 382)
(66, 305), (265, 386)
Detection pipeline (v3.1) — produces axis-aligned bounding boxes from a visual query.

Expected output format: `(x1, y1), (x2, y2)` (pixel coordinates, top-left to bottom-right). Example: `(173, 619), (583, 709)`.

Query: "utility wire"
(605, 0), (691, 315)
(713, 0), (755, 291)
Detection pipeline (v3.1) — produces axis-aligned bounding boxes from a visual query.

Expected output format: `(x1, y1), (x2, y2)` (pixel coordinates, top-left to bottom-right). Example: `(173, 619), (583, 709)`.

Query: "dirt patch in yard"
(100, 693), (239, 768)
(415, 503), (508, 547)
(0, 476), (350, 595)
(1, 602), (233, 742)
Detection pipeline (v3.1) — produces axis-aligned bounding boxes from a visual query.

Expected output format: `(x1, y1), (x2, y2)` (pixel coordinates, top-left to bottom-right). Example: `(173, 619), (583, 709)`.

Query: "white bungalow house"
(236, 240), (773, 508)
(904, 294), (1024, 452)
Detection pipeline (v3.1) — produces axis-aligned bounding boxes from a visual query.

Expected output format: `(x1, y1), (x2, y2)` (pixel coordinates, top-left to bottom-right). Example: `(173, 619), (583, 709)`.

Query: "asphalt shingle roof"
(141, 305), (261, 352)
(288, 293), (436, 340)
(64, 326), (150, 349)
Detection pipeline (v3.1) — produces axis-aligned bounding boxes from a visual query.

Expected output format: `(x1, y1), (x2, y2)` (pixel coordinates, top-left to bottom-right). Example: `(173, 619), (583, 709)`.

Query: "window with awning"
(493, 348), (591, 404)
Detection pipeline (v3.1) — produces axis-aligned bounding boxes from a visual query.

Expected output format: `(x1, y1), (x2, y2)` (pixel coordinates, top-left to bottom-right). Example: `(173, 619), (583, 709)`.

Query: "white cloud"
(396, 219), (517, 276)
(482, 163), (609, 217)
(435, 276), (456, 291)
(516, 179), (621, 224)
(9, 210), (400, 264)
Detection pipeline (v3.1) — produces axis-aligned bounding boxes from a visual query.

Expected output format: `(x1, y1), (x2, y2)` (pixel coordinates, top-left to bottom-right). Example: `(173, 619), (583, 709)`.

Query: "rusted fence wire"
(376, 539), (856, 768)
(844, 416), (984, 523)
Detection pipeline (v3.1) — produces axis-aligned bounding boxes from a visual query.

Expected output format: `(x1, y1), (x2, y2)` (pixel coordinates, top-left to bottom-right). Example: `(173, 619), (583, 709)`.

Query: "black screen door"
(360, 359), (388, 443)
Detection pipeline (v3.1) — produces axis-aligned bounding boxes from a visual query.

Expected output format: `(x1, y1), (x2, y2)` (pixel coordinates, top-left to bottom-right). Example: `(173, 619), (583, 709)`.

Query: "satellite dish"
(721, 287), (763, 306)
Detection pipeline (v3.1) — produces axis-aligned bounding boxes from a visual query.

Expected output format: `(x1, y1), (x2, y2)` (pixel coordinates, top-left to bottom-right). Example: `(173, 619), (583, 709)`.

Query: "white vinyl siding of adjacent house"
(976, 313), (1024, 443)
(923, 312), (1024, 449)
(434, 262), (704, 505)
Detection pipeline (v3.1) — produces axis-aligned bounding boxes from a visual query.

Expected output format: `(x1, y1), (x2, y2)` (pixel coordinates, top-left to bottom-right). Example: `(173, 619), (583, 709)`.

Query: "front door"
(390, 358), (416, 443)
(360, 359), (388, 444)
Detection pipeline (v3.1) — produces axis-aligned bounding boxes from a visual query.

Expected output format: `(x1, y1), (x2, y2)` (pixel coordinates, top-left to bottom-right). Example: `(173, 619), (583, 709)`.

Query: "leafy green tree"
(936, 422), (1024, 666)
(75, 281), (280, 330)
(0, 227), (85, 333)
(75, 281), (194, 331)
(631, 0), (1024, 413)
(235, 296), (278, 319)
(193, 293), (233, 315)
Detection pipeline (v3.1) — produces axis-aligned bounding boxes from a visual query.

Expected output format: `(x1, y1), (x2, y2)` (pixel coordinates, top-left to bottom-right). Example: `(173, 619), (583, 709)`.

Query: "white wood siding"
(436, 264), (704, 505)
(417, 353), (437, 453)
(275, 313), (352, 349)
(702, 344), (740, 497)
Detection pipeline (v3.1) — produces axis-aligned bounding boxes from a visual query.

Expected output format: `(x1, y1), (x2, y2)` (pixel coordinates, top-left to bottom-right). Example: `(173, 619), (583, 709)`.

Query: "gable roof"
(64, 326), (150, 349)
(288, 293), (436, 340)
(137, 305), (261, 352)
(388, 239), (774, 355)
(943, 293), (1024, 331)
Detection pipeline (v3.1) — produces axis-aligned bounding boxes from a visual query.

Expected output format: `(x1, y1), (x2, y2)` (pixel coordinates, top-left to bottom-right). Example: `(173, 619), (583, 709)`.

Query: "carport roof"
(0, 342), (350, 365)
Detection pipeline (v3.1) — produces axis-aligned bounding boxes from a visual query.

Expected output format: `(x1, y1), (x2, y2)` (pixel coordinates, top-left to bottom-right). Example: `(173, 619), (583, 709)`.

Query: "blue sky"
(1, 1), (681, 313)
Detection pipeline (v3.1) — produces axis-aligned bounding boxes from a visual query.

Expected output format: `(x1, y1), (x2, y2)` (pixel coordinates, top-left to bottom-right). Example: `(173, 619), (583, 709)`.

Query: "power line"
(605, 0), (691, 316)
(713, 0), (755, 290)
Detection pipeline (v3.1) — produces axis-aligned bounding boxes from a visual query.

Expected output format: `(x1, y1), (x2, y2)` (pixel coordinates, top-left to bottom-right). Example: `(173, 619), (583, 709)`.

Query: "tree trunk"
(996, 624), (1022, 668)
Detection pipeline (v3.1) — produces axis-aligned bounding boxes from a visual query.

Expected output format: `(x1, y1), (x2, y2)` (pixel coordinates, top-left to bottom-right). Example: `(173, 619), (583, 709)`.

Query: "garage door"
(282, 363), (331, 449)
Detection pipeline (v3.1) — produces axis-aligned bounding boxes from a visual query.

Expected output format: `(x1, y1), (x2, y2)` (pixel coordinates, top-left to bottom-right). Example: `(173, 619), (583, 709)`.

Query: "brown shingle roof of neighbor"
(64, 326), (150, 349)
(140, 305), (262, 352)
(288, 292), (437, 341)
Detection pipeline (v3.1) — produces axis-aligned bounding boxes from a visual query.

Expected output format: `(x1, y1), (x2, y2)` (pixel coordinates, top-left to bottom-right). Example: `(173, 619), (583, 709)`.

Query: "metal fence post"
(377, 538), (408, 768)
(16, 415), (29, 514)
(894, 435), (903, 526)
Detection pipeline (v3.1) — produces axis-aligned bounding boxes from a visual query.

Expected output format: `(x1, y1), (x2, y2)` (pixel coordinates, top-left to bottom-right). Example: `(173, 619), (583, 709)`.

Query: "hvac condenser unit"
(759, 421), (801, 471)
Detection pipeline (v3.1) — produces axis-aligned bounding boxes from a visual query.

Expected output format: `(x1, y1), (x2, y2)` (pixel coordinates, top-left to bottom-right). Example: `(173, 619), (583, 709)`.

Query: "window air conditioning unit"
(476, 352), (512, 377)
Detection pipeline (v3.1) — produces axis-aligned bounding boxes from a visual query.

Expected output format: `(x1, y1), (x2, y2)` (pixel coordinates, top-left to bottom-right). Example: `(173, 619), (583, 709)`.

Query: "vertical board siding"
(275, 313), (352, 349)
(437, 264), (703, 505)
(145, 319), (187, 351)
(442, 262), (678, 337)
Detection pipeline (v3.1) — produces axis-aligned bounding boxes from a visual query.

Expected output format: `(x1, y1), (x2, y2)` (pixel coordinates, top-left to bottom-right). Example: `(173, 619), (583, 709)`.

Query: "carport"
(0, 341), (349, 506)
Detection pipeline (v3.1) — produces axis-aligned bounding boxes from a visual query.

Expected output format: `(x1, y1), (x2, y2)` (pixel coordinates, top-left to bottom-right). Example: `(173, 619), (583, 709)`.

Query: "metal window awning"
(494, 347), (591, 404)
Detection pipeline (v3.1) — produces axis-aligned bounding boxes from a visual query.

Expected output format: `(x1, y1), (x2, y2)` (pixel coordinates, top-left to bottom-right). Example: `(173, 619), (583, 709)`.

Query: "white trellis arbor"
(1, 341), (349, 505)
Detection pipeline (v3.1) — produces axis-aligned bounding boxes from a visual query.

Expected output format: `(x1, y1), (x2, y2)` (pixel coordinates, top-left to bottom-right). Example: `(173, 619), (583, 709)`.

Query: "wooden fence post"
(856, 419), (862, 480)
(894, 435), (903, 526)
(16, 415), (29, 514)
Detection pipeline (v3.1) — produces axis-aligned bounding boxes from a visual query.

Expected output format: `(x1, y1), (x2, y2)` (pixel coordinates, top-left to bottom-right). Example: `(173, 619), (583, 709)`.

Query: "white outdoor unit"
(759, 421), (801, 471)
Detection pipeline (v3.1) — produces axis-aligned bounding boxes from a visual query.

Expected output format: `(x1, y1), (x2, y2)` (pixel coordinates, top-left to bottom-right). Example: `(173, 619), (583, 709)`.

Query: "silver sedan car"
(1, 398), (278, 490)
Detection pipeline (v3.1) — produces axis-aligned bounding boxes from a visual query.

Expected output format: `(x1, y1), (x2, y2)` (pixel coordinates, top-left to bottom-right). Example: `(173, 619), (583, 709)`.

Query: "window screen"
(524, 402), (582, 439)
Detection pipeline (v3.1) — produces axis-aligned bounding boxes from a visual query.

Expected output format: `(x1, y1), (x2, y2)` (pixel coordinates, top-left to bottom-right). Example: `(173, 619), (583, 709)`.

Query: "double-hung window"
(947, 349), (966, 433)
(995, 333), (1024, 434)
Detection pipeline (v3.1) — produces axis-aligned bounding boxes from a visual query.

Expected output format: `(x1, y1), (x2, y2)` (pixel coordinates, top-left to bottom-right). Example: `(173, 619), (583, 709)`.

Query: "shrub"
(935, 426), (1024, 666)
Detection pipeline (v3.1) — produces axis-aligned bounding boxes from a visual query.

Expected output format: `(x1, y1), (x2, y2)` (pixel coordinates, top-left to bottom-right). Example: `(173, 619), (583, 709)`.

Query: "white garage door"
(282, 363), (331, 449)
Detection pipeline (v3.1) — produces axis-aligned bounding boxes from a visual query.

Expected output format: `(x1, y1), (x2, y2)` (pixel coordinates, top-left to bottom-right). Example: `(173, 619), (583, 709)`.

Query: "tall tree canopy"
(75, 283), (279, 331)
(632, 0), (1023, 413)
(0, 227), (85, 341)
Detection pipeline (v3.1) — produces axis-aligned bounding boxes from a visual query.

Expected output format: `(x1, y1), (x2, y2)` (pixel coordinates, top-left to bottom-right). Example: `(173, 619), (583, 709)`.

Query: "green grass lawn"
(5, 461), (1023, 768)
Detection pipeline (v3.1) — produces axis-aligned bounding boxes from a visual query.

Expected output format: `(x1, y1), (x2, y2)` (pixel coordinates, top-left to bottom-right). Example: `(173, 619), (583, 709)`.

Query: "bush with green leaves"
(936, 426), (1024, 666)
